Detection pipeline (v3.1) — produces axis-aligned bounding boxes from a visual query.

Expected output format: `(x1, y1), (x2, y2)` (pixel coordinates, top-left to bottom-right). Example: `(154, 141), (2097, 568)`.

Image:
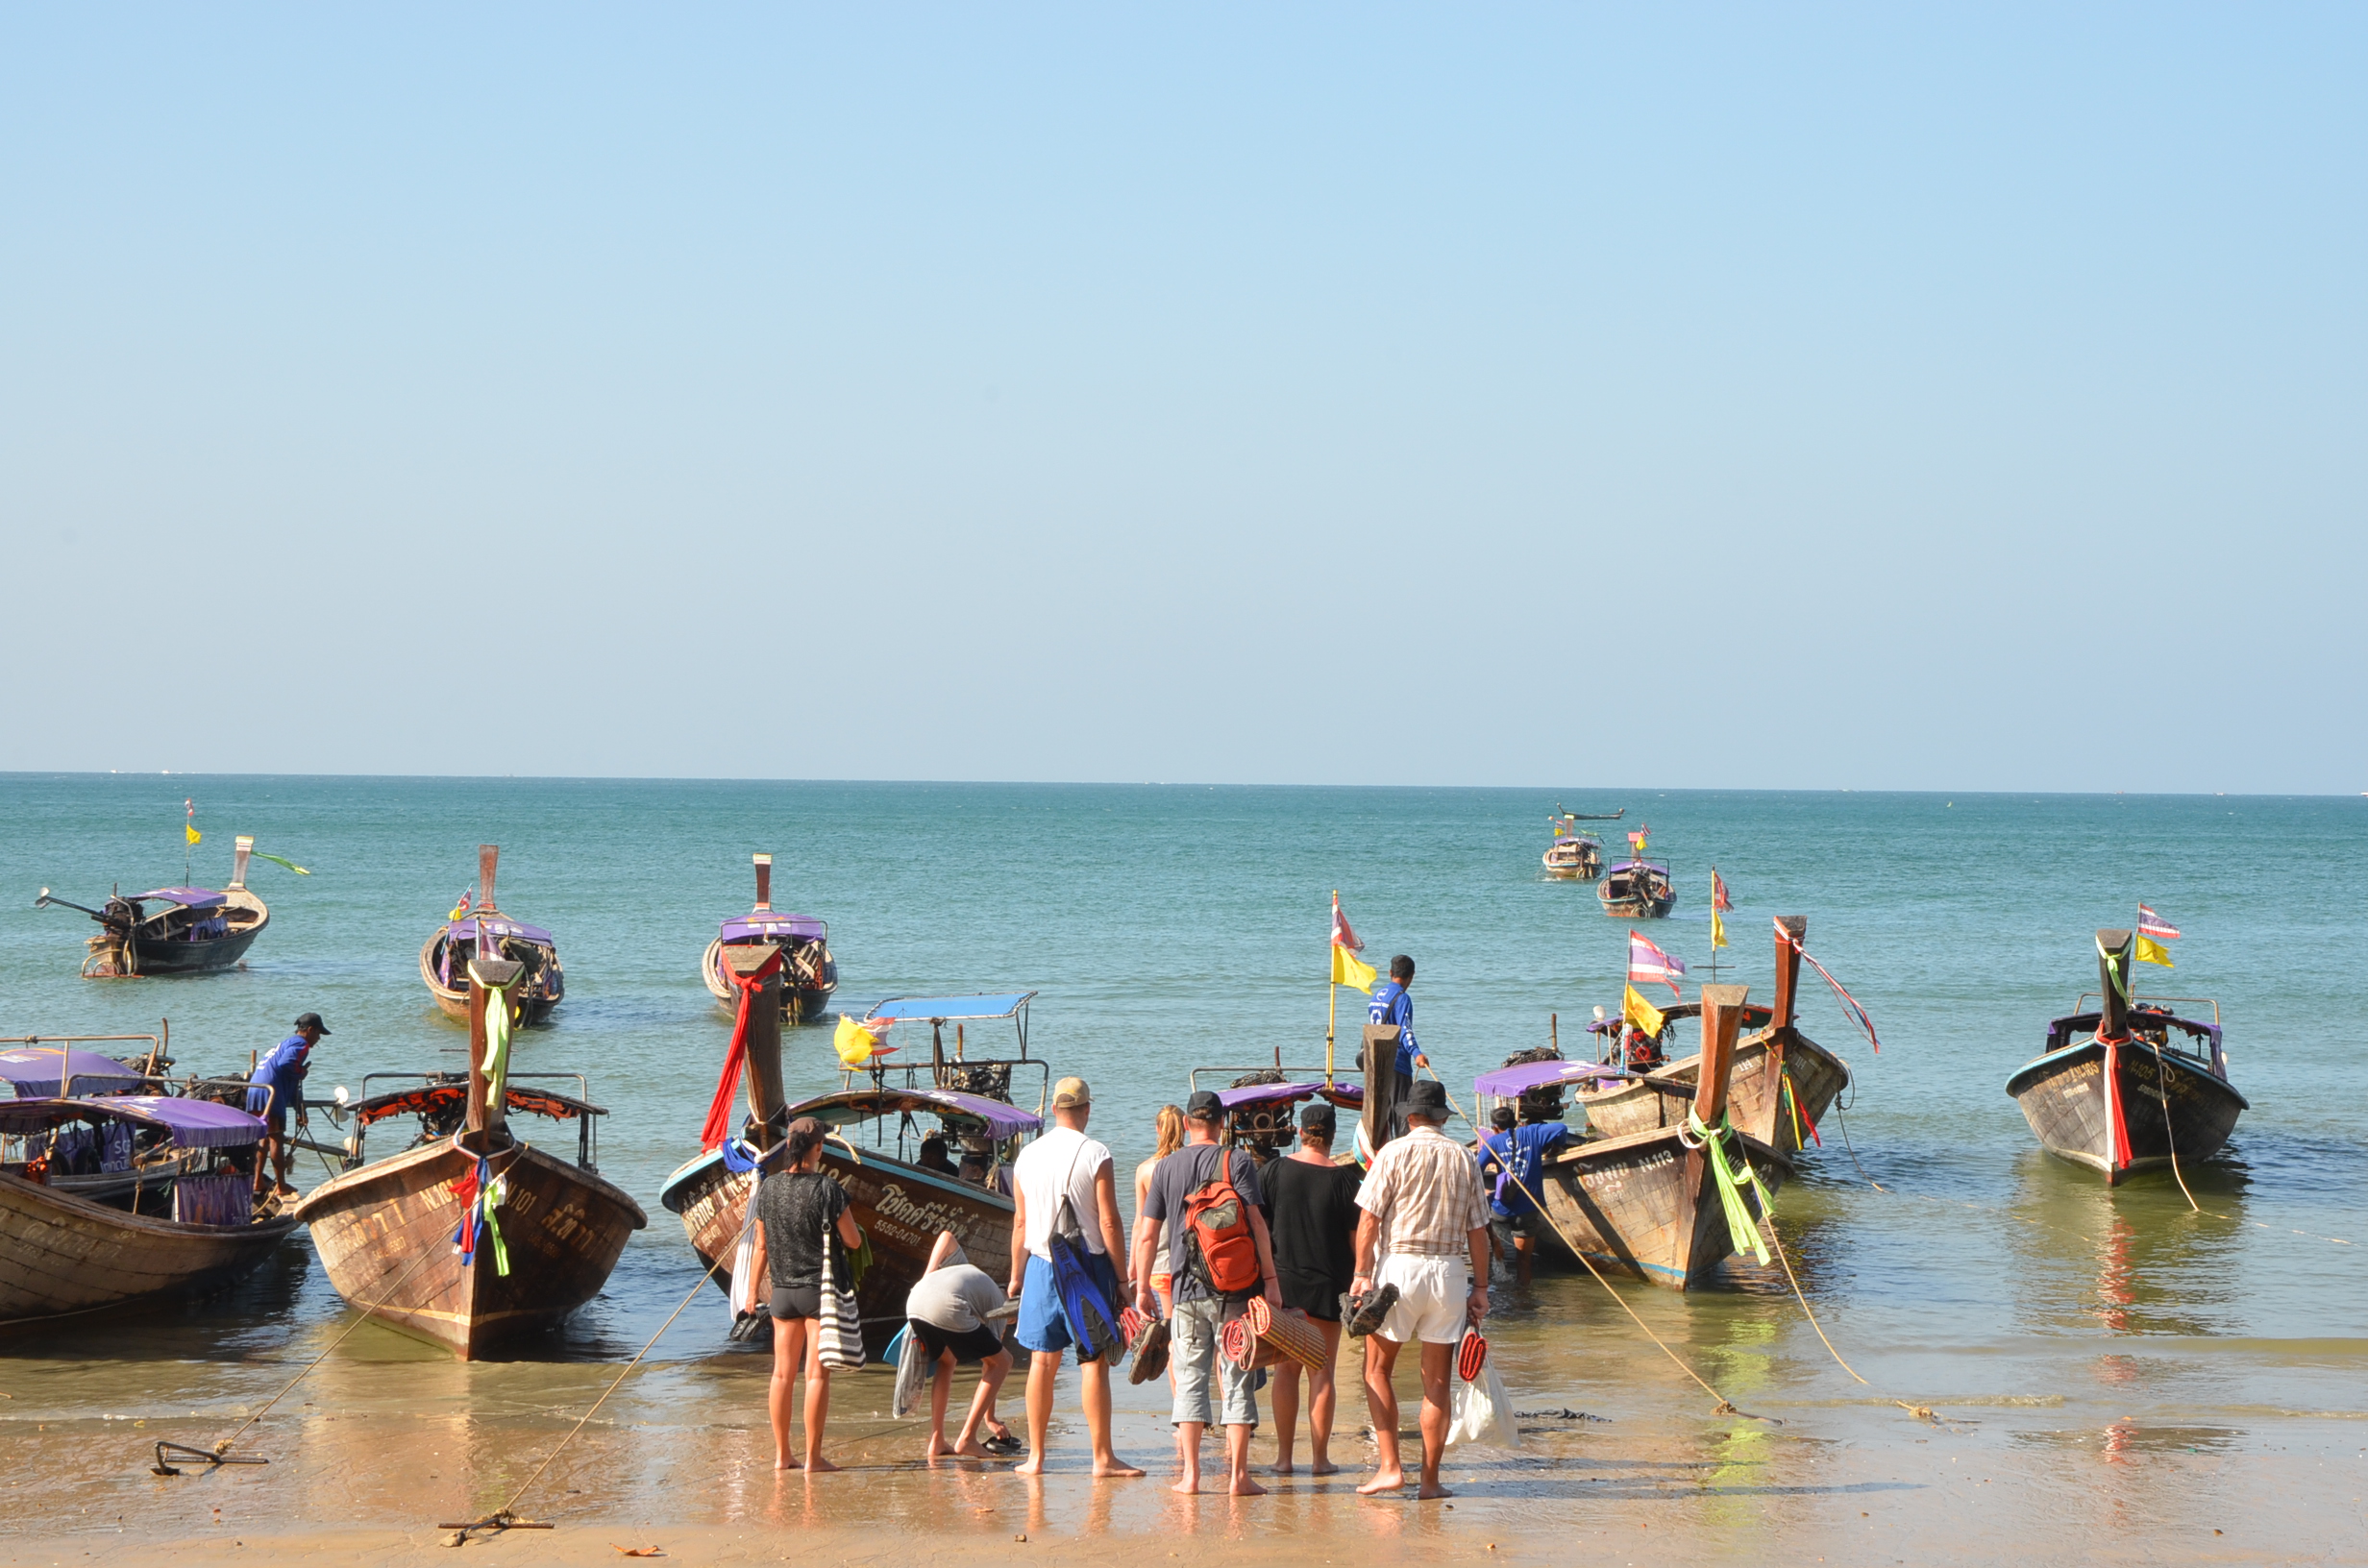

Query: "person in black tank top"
(1260, 1102), (1363, 1475)
(747, 1116), (864, 1473)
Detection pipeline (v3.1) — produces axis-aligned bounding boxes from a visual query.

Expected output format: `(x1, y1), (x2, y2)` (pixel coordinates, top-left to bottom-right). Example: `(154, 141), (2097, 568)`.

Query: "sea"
(2, 775), (2364, 1551)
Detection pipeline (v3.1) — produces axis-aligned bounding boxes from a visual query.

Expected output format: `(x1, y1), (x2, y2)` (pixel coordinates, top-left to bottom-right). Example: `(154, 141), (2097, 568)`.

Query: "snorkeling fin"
(1048, 1234), (1125, 1364)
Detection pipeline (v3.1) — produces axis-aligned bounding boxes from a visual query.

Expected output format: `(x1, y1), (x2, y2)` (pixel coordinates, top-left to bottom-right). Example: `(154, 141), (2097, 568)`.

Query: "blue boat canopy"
(865, 992), (1037, 1023)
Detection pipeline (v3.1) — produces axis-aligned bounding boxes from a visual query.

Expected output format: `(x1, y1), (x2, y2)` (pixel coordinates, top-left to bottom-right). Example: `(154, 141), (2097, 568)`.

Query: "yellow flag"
(185, 824), (202, 846)
(1710, 905), (1726, 951)
(1623, 984), (1665, 1039)
(2134, 935), (2174, 969)
(1332, 943), (1376, 994)
(833, 1014), (891, 1067)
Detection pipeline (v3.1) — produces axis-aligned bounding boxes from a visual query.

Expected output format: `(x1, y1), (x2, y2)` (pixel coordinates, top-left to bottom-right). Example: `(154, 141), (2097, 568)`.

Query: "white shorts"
(1375, 1252), (1469, 1346)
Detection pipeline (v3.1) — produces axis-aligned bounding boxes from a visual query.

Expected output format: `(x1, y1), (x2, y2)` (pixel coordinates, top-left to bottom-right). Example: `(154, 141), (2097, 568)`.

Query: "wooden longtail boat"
(660, 987), (1045, 1354)
(2006, 929), (2246, 1184)
(1528, 986), (1791, 1289)
(0, 1094), (298, 1324)
(1542, 813), (1606, 881)
(418, 845), (563, 1024)
(1575, 917), (1852, 1156)
(1180, 1066), (1365, 1167)
(1597, 859), (1675, 919)
(295, 953), (642, 1358)
(37, 838), (271, 978)
(700, 854), (839, 1024)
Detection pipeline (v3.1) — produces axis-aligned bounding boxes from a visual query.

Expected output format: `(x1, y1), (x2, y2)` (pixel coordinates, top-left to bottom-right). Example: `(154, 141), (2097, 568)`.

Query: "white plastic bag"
(728, 1200), (762, 1322)
(1445, 1357), (1521, 1450)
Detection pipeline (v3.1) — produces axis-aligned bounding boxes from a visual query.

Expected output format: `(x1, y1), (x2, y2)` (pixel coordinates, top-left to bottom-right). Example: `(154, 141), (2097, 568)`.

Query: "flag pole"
(1325, 891), (1338, 1085)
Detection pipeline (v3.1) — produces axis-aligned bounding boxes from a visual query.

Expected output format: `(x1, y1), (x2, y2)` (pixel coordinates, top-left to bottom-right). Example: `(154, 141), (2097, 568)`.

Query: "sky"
(3, 5), (2361, 792)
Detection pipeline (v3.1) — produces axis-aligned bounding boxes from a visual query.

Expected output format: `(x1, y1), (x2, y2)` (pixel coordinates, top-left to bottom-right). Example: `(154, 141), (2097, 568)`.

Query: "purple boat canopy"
(721, 913), (827, 943)
(134, 887), (226, 910)
(1472, 1060), (1623, 1099)
(440, 915), (555, 947)
(790, 1087), (1042, 1141)
(0, 1094), (267, 1147)
(1607, 861), (1668, 876)
(0, 1046), (144, 1096)
(1214, 1080), (1366, 1110)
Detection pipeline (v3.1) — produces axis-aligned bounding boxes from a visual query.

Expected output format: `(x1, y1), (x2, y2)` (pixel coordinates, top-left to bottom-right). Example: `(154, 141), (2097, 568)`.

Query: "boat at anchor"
(37, 836), (275, 978)
(700, 853), (838, 1024)
(418, 845), (564, 1024)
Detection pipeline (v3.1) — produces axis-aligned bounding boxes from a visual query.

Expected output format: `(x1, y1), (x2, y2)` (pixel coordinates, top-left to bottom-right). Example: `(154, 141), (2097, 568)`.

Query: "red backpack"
(1181, 1145), (1261, 1297)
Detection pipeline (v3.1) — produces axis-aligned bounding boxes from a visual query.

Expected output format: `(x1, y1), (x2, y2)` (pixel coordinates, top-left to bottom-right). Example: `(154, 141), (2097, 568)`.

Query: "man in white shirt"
(1008, 1076), (1142, 1479)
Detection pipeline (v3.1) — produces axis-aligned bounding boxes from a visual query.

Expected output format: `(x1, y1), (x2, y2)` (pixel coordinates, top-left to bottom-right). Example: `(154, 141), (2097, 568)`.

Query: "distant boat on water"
(418, 845), (563, 1024)
(1542, 811), (1607, 881)
(37, 837), (272, 978)
(700, 853), (838, 1024)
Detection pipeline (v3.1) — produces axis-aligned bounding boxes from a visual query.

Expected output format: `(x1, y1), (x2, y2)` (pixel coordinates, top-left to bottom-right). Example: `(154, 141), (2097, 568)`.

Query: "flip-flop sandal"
(980, 1432), (1025, 1457)
(1342, 1284), (1400, 1338)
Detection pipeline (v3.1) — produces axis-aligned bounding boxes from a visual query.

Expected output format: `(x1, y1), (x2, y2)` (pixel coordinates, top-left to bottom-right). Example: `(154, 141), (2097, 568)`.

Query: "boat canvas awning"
(0, 1094), (267, 1147)
(134, 887), (226, 910)
(1606, 861), (1667, 876)
(440, 916), (555, 946)
(0, 1047), (145, 1096)
(1214, 1080), (1366, 1110)
(1472, 1060), (1623, 1098)
(721, 913), (827, 943)
(865, 992), (1037, 1024)
(789, 1087), (1042, 1140)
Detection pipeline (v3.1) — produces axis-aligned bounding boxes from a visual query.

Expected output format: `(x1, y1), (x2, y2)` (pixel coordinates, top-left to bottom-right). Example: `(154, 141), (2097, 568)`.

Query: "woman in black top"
(1260, 1102), (1363, 1476)
(748, 1115), (864, 1471)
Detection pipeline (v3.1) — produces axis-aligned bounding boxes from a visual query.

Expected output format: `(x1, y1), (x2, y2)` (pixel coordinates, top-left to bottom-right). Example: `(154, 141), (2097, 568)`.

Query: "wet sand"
(5, 1352), (2361, 1566)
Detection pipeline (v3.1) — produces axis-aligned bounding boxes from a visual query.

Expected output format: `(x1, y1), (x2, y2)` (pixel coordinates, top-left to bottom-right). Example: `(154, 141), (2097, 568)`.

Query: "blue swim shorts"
(1015, 1249), (1121, 1360)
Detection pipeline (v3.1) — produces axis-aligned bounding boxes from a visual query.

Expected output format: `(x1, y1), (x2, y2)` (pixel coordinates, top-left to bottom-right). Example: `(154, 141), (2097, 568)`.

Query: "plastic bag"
(890, 1324), (928, 1418)
(1445, 1356), (1521, 1450)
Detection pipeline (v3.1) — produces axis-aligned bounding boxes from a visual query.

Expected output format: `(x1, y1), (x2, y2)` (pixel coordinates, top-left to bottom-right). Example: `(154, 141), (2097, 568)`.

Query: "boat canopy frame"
(338, 1071), (604, 1170)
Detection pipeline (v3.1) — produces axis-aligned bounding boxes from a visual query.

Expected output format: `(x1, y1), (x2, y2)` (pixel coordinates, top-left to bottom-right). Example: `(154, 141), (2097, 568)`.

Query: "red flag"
(1712, 870), (1733, 912)
(1331, 894), (1364, 952)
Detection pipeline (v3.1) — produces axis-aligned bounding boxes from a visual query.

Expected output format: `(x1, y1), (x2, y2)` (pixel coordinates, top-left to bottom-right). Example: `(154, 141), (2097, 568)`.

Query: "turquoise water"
(3, 775), (2365, 1491)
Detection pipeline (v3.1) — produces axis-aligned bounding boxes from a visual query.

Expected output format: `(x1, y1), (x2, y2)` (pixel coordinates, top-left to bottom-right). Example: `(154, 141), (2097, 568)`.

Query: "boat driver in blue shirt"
(1369, 956), (1428, 1078)
(245, 1012), (329, 1200)
(1476, 1103), (1569, 1287)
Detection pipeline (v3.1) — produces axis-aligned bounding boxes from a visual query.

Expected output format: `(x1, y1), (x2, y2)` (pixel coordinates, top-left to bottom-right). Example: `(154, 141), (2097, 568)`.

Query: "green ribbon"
(2097, 933), (2131, 1005)
(251, 850), (310, 875)
(1686, 1109), (1773, 1266)
(481, 980), (513, 1108)
(480, 1172), (510, 1277)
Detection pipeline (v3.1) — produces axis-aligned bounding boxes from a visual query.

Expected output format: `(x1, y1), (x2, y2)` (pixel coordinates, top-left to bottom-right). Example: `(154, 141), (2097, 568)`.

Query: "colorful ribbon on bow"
(1685, 1109), (1773, 1266)
(702, 945), (787, 1151)
(451, 1154), (511, 1276)
(1776, 918), (1881, 1053)
(480, 974), (515, 1109)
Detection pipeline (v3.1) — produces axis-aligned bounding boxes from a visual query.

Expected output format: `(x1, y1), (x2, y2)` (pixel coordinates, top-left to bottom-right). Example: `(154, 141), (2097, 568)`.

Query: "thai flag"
(1628, 930), (1687, 997)
(1627, 823), (1650, 853)
(1331, 894), (1364, 952)
(1712, 870), (1734, 912)
(2137, 904), (2181, 940)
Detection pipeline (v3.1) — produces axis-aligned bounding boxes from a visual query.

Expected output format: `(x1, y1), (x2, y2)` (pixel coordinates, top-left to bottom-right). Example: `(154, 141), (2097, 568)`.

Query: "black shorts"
(769, 1285), (822, 1321)
(912, 1318), (1006, 1364)
(1278, 1273), (1348, 1322)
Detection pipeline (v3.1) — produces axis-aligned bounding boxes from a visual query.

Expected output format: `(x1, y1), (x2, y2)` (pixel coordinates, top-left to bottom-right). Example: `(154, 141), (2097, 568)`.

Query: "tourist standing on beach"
(1131, 1104), (1187, 1315)
(1008, 1077), (1142, 1479)
(244, 1012), (327, 1199)
(1262, 1100), (1362, 1476)
(748, 1115), (864, 1472)
(1135, 1090), (1282, 1496)
(1350, 1079), (1490, 1500)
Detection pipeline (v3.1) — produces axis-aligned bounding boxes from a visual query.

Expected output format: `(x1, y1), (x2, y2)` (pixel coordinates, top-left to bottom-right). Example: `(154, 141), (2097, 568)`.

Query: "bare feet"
(774, 1456), (802, 1472)
(1272, 1459), (1295, 1477)
(1310, 1458), (1340, 1477)
(1172, 1471), (1201, 1495)
(1229, 1475), (1268, 1497)
(1093, 1458), (1146, 1479)
(953, 1439), (990, 1458)
(1015, 1458), (1047, 1477)
(1356, 1470), (1404, 1496)
(803, 1456), (841, 1474)
(1416, 1482), (1454, 1500)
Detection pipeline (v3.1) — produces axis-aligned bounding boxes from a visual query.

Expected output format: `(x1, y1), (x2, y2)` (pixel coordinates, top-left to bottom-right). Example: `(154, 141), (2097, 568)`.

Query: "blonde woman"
(1131, 1105), (1187, 1314)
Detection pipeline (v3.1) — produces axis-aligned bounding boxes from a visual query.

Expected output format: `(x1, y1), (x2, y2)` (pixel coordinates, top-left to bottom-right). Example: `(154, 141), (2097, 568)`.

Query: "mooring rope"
(2148, 1040), (2202, 1214)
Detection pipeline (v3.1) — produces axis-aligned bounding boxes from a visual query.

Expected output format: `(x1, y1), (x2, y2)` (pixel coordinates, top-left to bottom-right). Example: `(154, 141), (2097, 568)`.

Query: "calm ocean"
(4, 775), (2365, 1517)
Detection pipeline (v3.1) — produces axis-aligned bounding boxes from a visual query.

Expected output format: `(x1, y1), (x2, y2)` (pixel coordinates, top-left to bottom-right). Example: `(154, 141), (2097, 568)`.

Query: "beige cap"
(1051, 1076), (1092, 1109)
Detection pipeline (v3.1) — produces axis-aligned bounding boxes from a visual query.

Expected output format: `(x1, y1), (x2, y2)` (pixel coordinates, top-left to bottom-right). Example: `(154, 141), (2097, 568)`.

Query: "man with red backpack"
(1133, 1090), (1282, 1496)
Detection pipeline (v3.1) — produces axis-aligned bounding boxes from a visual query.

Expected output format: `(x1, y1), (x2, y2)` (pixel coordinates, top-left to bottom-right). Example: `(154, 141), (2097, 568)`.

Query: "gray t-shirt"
(906, 1263), (1005, 1334)
(1141, 1142), (1265, 1305)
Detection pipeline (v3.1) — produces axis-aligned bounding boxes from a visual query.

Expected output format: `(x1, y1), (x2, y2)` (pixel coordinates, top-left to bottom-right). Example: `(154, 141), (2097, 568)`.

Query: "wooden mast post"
(725, 943), (787, 1146)
(1693, 984), (1749, 1128)
(2096, 928), (2135, 1177)
(752, 853), (773, 913)
(463, 845), (520, 1146)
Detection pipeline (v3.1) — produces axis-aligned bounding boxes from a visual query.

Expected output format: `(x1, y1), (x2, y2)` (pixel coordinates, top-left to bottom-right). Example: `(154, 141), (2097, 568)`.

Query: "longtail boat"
(700, 854), (838, 1024)
(660, 987), (1045, 1353)
(295, 950), (642, 1357)
(0, 1094), (298, 1324)
(418, 845), (563, 1024)
(0, 1037), (218, 1204)
(1597, 859), (1675, 919)
(1525, 986), (1790, 1289)
(37, 837), (273, 978)
(2006, 929), (2245, 1184)
(1575, 917), (1852, 1156)
(1542, 812), (1606, 881)
(1181, 1067), (1365, 1168)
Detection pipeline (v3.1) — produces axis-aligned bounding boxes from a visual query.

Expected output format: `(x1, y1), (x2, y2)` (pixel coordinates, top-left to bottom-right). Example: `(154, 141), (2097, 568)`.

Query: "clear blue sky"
(4, 6), (2360, 792)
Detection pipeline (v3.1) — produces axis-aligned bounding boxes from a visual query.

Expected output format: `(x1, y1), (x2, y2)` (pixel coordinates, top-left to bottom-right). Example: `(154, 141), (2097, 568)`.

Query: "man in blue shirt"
(1475, 1104), (1569, 1287)
(1369, 956), (1428, 1078)
(246, 1012), (328, 1199)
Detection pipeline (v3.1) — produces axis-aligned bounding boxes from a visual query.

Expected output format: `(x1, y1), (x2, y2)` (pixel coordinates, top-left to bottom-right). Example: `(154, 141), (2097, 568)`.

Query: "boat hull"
(1530, 1124), (1791, 1289)
(700, 939), (839, 1025)
(294, 1137), (645, 1358)
(0, 1172), (297, 1324)
(662, 1143), (1015, 1355)
(419, 932), (562, 1024)
(1581, 1032), (1851, 1156)
(2006, 1041), (2246, 1184)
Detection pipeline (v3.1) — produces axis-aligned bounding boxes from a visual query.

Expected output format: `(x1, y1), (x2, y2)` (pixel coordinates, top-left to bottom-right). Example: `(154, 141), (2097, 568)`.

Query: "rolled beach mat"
(1457, 1329), (1488, 1383)
(1224, 1298), (1329, 1372)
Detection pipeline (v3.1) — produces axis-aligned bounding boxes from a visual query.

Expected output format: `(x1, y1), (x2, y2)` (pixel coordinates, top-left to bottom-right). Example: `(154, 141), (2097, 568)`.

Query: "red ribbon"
(701, 946), (786, 1151)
